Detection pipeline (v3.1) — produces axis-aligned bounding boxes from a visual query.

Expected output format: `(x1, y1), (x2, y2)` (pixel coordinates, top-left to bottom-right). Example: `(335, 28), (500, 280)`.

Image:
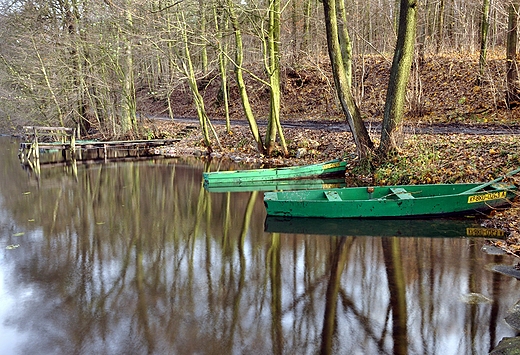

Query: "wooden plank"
(75, 139), (179, 147)
(20, 139), (179, 148)
(462, 166), (520, 194)
(324, 190), (342, 201)
(29, 144), (70, 149)
(390, 187), (415, 199)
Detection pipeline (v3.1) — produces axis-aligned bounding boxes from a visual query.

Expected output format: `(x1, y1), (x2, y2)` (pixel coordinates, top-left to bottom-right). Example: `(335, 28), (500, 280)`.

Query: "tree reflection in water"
(0, 136), (518, 354)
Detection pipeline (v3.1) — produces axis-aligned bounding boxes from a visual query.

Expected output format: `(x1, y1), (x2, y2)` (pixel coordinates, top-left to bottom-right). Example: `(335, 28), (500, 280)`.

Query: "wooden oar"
(462, 166), (520, 194)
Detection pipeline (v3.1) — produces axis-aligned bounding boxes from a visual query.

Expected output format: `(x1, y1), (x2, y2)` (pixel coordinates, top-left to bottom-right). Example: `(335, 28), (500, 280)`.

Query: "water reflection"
(0, 136), (518, 355)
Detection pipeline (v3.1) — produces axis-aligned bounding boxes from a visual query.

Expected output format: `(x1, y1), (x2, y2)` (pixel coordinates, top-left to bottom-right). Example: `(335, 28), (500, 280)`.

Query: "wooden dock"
(19, 126), (180, 166)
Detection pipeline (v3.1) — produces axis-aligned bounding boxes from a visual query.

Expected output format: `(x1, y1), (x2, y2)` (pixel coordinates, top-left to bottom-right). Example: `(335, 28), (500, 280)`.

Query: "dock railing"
(19, 126), (77, 164)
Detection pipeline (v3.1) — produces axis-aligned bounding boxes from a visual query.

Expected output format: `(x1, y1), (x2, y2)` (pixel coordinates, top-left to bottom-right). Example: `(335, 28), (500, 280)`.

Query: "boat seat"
(390, 187), (415, 199)
(324, 191), (342, 201)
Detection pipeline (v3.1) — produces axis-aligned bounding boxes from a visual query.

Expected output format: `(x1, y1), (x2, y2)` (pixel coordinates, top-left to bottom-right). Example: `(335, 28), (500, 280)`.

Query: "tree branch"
(150, 0), (185, 13)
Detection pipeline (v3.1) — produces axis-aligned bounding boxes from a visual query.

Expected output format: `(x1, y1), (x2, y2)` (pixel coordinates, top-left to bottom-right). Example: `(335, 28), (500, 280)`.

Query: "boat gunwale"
(264, 183), (517, 202)
(263, 182), (518, 218)
(203, 159), (347, 185)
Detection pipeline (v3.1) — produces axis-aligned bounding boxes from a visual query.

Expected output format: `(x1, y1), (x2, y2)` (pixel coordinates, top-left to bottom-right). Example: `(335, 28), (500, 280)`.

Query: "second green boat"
(264, 182), (518, 218)
(203, 159), (347, 187)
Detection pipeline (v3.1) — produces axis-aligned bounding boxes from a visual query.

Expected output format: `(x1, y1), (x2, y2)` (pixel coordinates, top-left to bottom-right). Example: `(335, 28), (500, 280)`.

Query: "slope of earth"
(141, 51), (520, 126)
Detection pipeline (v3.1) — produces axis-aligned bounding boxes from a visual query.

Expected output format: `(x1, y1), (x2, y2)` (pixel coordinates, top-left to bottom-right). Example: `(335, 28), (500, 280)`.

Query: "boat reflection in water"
(264, 216), (506, 238)
(264, 215), (512, 355)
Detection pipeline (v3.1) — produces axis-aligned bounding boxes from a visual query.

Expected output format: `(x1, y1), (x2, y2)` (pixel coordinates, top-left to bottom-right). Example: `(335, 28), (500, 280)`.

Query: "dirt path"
(157, 116), (520, 136)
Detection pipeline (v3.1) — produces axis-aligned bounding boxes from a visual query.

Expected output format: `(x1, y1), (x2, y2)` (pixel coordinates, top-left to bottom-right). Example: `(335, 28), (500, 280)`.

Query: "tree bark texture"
(265, 0), (288, 157)
(380, 0), (417, 155)
(226, 0), (265, 153)
(506, 1), (520, 108)
(121, 1), (137, 135)
(322, 0), (374, 157)
(478, 0), (491, 85)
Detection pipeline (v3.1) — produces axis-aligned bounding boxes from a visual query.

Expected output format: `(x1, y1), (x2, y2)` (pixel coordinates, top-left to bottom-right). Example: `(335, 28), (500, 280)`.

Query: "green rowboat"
(204, 178), (346, 193)
(264, 182), (518, 218)
(203, 159), (346, 188)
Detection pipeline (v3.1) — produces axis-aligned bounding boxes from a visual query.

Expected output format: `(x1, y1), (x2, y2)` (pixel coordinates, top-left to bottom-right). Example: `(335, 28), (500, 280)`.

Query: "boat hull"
(263, 183), (517, 218)
(203, 159), (346, 187)
(204, 178), (345, 193)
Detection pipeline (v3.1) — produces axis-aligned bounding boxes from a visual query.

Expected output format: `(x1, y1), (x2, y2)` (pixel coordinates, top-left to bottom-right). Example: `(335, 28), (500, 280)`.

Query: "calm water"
(0, 136), (518, 355)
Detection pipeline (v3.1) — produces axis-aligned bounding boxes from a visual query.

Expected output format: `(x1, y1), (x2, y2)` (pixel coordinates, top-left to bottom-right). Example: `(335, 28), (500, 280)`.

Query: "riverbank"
(146, 118), (520, 253)
(142, 51), (520, 256)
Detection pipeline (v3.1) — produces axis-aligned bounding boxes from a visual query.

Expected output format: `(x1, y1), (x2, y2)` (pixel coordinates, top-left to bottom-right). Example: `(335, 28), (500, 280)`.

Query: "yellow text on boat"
(466, 228), (505, 237)
(321, 162), (341, 170)
(467, 191), (507, 204)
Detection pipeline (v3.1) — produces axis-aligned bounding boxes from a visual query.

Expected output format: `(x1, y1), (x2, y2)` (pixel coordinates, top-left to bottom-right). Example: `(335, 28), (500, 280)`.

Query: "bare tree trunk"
(226, 0), (265, 153)
(436, 0), (445, 53)
(337, 0), (353, 88)
(180, 14), (218, 151)
(68, 0), (90, 136)
(33, 38), (64, 127)
(301, 0), (313, 57)
(394, 0), (401, 32)
(213, 5), (231, 133)
(120, 0), (137, 136)
(198, 0), (208, 74)
(291, 0), (298, 64)
(265, 0), (288, 156)
(506, 1), (520, 108)
(166, 12), (176, 120)
(477, 0), (491, 85)
(323, 0), (374, 158)
(417, 0), (429, 64)
(380, 0), (417, 155)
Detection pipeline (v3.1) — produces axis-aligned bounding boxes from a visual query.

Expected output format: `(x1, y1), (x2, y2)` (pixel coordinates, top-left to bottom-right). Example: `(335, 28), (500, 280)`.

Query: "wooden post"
(18, 148), (25, 164)
(33, 127), (40, 161)
(70, 128), (76, 158)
